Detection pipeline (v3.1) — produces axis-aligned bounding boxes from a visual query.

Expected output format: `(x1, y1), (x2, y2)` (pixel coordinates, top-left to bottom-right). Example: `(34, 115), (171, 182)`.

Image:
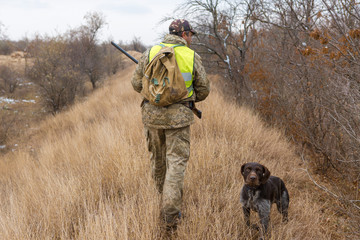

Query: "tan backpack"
(141, 45), (188, 106)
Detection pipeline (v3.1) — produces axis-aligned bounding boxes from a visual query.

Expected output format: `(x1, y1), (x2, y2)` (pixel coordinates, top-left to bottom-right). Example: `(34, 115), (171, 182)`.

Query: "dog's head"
(241, 162), (271, 187)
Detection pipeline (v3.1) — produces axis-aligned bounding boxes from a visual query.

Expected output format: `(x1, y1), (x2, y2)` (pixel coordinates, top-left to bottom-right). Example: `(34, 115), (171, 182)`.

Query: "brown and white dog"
(240, 162), (289, 239)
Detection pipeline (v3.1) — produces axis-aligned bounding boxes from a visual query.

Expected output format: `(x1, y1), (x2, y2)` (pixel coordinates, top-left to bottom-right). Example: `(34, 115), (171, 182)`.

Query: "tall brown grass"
(0, 65), (342, 239)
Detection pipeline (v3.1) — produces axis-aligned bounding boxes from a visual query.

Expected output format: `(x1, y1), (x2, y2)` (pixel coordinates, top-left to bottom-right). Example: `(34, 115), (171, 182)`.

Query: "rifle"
(111, 41), (138, 64)
(110, 41), (202, 119)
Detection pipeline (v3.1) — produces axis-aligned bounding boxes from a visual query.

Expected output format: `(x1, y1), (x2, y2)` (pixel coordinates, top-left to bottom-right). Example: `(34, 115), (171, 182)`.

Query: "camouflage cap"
(169, 19), (197, 35)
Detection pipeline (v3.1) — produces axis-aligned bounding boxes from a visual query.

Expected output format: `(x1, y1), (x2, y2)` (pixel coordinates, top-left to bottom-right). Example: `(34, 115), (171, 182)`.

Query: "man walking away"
(131, 19), (210, 232)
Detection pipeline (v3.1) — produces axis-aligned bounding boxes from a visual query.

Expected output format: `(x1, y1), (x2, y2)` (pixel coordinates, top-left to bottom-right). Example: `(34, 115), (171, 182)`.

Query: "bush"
(0, 65), (19, 93)
(27, 36), (84, 114)
(0, 40), (14, 55)
(101, 41), (123, 75)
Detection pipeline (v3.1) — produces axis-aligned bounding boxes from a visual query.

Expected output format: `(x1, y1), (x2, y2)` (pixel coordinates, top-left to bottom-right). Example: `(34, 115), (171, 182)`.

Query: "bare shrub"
(252, 0), (360, 172)
(0, 65), (19, 93)
(13, 37), (30, 52)
(0, 23), (13, 55)
(27, 35), (84, 114)
(114, 37), (147, 53)
(0, 40), (13, 55)
(101, 40), (123, 75)
(128, 36), (147, 52)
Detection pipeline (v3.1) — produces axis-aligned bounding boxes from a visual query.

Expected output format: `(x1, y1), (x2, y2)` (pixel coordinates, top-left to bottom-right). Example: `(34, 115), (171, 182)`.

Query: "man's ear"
(261, 165), (271, 184)
(182, 31), (191, 38)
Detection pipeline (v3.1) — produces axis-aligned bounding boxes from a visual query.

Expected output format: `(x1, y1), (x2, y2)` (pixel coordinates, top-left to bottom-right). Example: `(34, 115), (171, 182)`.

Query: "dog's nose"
(250, 175), (256, 181)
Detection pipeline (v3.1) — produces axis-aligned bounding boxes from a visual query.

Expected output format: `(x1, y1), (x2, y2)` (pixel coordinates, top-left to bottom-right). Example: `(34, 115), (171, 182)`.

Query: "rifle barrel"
(111, 41), (138, 64)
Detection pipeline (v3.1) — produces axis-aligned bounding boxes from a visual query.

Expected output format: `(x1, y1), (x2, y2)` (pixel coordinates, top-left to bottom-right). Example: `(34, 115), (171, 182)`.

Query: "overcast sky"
(0, 0), (183, 46)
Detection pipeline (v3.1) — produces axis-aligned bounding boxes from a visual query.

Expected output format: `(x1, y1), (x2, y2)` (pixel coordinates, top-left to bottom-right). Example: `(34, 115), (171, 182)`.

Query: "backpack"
(141, 45), (188, 106)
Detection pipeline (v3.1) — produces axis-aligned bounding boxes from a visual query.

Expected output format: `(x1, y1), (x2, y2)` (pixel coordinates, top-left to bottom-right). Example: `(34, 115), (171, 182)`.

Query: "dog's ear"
(241, 163), (247, 176)
(261, 165), (271, 184)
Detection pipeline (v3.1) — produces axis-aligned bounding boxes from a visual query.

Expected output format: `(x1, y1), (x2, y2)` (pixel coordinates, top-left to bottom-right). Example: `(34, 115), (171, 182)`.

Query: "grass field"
(0, 63), (346, 239)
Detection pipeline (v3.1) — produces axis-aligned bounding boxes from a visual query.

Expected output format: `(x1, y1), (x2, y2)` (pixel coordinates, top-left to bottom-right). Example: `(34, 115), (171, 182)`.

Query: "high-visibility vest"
(149, 43), (195, 98)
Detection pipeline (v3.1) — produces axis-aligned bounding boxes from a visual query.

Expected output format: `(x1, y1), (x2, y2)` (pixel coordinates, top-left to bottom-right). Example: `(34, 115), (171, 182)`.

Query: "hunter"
(131, 19), (210, 231)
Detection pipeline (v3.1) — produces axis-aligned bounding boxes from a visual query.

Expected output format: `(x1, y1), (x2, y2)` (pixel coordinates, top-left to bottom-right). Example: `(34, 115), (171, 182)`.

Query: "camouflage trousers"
(144, 125), (190, 224)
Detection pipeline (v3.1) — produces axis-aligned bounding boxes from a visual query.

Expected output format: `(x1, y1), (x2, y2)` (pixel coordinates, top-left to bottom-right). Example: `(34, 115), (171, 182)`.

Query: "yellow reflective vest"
(149, 43), (195, 98)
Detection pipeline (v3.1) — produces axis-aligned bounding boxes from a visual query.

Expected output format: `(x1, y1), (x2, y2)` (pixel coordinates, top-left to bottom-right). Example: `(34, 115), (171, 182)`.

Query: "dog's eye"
(245, 168), (251, 172)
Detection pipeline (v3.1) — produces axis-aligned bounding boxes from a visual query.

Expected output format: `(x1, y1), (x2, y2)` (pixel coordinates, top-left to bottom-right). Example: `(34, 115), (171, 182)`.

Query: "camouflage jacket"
(131, 34), (210, 129)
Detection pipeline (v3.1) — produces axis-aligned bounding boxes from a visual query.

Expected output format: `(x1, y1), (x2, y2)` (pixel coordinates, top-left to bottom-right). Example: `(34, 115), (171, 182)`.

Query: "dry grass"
(0, 65), (343, 239)
(0, 53), (27, 73)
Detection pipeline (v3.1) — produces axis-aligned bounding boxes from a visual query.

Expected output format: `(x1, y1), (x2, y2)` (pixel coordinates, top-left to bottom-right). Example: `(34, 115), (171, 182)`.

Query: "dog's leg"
(242, 206), (251, 227)
(259, 213), (270, 239)
(279, 190), (289, 222)
(243, 207), (259, 231)
(258, 200), (271, 240)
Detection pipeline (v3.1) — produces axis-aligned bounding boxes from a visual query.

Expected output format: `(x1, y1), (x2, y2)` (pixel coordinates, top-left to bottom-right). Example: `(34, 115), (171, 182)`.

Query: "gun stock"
(192, 108), (202, 119)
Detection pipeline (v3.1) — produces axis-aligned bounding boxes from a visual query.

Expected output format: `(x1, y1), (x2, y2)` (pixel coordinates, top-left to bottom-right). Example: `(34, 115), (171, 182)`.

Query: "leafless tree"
(68, 11), (107, 89)
(178, 0), (260, 100)
(129, 36), (147, 52)
(101, 40), (123, 75)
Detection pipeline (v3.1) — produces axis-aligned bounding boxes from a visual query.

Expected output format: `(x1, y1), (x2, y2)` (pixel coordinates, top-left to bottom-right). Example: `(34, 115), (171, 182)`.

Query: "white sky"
(0, 0), (183, 46)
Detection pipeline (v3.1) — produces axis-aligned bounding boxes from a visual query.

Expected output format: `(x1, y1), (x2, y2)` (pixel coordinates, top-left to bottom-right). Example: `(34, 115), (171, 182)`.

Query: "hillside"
(0, 63), (345, 239)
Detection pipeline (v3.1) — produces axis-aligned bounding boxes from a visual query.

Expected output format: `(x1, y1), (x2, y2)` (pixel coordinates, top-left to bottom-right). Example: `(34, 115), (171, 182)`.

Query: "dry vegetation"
(179, 1), (360, 234)
(0, 63), (347, 239)
(0, 53), (46, 150)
